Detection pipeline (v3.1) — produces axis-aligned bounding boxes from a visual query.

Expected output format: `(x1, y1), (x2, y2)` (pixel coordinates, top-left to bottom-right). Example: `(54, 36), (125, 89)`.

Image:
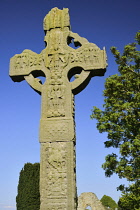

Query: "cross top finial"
(43, 7), (70, 32)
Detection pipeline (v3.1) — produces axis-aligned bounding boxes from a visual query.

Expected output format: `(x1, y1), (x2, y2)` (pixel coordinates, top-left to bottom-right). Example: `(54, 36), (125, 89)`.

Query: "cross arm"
(9, 49), (46, 94)
(66, 32), (107, 94)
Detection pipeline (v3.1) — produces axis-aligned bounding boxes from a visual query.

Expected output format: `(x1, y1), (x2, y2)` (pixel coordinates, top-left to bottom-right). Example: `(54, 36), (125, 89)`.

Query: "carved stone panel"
(40, 119), (75, 142)
(40, 141), (77, 210)
(10, 49), (43, 79)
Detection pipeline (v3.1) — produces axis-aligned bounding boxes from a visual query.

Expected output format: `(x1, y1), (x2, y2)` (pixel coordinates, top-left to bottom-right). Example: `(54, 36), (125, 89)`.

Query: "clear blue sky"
(0, 0), (140, 209)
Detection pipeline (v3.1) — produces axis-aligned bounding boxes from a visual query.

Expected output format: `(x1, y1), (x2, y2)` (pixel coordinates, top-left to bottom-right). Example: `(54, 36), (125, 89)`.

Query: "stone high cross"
(10, 8), (107, 210)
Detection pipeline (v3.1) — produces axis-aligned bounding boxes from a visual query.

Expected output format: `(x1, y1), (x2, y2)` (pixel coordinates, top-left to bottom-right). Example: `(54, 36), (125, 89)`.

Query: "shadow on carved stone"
(68, 66), (83, 82)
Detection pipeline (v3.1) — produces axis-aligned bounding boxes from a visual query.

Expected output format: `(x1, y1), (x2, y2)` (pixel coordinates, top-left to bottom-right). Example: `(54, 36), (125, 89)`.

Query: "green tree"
(91, 31), (140, 209)
(118, 181), (140, 210)
(100, 195), (118, 209)
(16, 162), (40, 210)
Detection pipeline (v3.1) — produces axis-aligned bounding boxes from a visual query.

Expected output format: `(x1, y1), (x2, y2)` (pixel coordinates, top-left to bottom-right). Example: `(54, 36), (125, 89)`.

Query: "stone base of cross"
(10, 7), (107, 210)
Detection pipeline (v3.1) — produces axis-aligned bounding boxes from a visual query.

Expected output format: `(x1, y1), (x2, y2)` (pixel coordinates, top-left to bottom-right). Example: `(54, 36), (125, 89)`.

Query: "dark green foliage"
(16, 163), (40, 210)
(101, 195), (118, 209)
(91, 31), (140, 209)
(118, 180), (140, 210)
